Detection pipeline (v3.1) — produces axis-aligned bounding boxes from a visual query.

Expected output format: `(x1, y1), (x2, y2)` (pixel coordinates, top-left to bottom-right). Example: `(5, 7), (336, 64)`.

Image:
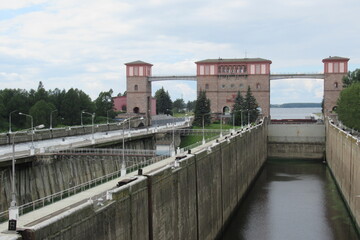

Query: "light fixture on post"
(8, 124), (44, 231)
(50, 109), (58, 130)
(8, 110), (18, 134)
(18, 112), (34, 155)
(232, 110), (241, 133)
(83, 111), (95, 144)
(202, 112), (212, 145)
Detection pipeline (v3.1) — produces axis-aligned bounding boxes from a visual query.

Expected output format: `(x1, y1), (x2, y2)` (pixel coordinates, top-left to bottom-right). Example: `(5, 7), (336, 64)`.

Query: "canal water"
(221, 159), (360, 240)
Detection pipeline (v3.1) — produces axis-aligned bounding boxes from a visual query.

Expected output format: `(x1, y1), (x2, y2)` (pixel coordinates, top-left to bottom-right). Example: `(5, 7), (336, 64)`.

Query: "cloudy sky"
(1, 0), (360, 104)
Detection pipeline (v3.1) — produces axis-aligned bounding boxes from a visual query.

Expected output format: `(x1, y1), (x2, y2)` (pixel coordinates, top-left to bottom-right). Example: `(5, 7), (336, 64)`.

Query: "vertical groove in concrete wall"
(326, 120), (360, 231)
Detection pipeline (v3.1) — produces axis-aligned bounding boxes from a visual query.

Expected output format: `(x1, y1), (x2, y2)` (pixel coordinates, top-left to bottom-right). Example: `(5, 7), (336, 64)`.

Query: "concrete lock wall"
(326, 120), (360, 230)
(22, 120), (268, 239)
(268, 123), (325, 159)
(0, 137), (155, 214)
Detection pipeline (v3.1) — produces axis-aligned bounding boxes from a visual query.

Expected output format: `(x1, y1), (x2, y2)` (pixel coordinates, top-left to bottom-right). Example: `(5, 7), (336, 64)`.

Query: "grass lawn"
(179, 123), (242, 148)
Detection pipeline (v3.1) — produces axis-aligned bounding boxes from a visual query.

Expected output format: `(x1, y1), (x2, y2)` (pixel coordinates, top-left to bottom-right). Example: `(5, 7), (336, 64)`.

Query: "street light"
(50, 109), (58, 130)
(219, 113), (223, 137)
(232, 110), (242, 132)
(8, 110), (18, 134)
(80, 110), (86, 126)
(202, 112), (212, 145)
(106, 110), (112, 125)
(83, 112), (95, 144)
(18, 112), (34, 152)
(8, 124), (44, 231)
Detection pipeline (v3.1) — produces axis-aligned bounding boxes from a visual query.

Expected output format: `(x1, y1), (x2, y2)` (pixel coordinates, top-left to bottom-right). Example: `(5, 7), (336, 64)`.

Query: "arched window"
(223, 106), (230, 115)
(133, 107), (139, 113)
(334, 82), (338, 88)
(205, 83), (209, 90)
(256, 83), (261, 89)
(134, 85), (138, 91)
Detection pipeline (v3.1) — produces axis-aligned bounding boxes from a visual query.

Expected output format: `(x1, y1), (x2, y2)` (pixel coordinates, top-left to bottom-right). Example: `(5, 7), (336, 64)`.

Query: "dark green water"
(221, 159), (360, 240)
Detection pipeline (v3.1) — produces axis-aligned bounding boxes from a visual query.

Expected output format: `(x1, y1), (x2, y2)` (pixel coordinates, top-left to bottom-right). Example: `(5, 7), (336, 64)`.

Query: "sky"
(1, 0), (360, 104)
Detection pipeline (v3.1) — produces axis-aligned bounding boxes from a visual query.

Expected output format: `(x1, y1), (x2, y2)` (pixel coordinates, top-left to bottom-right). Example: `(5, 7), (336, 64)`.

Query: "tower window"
(334, 82), (338, 88)
(205, 83), (209, 90)
(134, 85), (138, 91)
(256, 83), (261, 89)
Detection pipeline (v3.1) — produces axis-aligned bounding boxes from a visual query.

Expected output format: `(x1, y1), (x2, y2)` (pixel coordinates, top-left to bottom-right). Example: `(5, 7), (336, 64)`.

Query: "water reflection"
(221, 159), (359, 240)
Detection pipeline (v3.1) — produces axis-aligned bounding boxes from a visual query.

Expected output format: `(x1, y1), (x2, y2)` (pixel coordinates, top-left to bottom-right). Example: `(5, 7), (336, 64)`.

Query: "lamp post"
(232, 110), (242, 132)
(219, 113), (223, 137)
(9, 124), (44, 231)
(50, 109), (58, 130)
(120, 116), (143, 176)
(83, 112), (95, 143)
(106, 110), (111, 125)
(121, 119), (126, 176)
(202, 112), (212, 145)
(80, 110), (86, 126)
(9, 110), (18, 134)
(172, 117), (175, 156)
(18, 112), (34, 152)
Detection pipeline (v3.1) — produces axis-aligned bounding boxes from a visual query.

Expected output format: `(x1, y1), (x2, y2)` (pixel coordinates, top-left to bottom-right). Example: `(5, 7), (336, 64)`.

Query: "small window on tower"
(205, 83), (209, 90)
(334, 82), (338, 88)
(134, 85), (138, 91)
(256, 83), (261, 89)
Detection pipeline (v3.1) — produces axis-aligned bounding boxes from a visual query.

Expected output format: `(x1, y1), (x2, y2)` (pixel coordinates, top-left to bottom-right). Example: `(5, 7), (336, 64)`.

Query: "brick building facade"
(125, 57), (349, 118)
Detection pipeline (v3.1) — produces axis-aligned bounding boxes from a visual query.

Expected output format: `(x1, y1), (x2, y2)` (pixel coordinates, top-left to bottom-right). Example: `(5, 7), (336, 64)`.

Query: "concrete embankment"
(326, 120), (360, 231)
(268, 123), (325, 159)
(15, 121), (267, 240)
(0, 136), (155, 214)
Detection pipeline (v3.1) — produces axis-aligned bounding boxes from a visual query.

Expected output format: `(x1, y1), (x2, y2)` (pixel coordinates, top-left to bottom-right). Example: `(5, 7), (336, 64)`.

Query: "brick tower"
(125, 61), (152, 122)
(322, 56), (350, 116)
(195, 58), (272, 117)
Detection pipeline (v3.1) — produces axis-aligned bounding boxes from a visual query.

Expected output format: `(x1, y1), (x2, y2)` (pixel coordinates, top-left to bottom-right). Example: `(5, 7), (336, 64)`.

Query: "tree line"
(0, 82), (117, 132)
(337, 69), (360, 131)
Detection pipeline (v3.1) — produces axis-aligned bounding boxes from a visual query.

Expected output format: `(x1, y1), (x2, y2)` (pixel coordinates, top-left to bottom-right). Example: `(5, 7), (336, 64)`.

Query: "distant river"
(270, 107), (322, 119)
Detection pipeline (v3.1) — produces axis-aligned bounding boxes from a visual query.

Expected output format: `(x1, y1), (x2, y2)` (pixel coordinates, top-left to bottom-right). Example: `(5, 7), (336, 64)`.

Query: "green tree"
(342, 69), (360, 88)
(95, 89), (116, 120)
(29, 100), (56, 127)
(155, 87), (172, 114)
(186, 100), (196, 112)
(243, 86), (259, 124)
(173, 98), (185, 113)
(232, 91), (245, 126)
(193, 90), (211, 127)
(34, 81), (48, 102)
(61, 88), (81, 125)
(337, 82), (360, 131)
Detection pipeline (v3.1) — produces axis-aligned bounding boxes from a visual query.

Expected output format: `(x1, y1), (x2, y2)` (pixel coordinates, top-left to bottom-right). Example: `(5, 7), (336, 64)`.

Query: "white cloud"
(0, 0), (359, 105)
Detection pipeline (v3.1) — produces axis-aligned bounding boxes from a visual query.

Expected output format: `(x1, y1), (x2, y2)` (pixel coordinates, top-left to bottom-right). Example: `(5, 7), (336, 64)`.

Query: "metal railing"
(44, 148), (157, 157)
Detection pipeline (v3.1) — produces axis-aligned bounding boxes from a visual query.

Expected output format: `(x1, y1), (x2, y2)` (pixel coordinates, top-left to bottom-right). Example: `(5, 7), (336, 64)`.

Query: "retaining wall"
(18, 120), (268, 239)
(326, 120), (360, 230)
(0, 137), (155, 214)
(268, 123), (325, 159)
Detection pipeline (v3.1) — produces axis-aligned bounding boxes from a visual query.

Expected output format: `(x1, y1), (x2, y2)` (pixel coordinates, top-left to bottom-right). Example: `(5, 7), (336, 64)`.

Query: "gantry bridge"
(147, 73), (325, 82)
